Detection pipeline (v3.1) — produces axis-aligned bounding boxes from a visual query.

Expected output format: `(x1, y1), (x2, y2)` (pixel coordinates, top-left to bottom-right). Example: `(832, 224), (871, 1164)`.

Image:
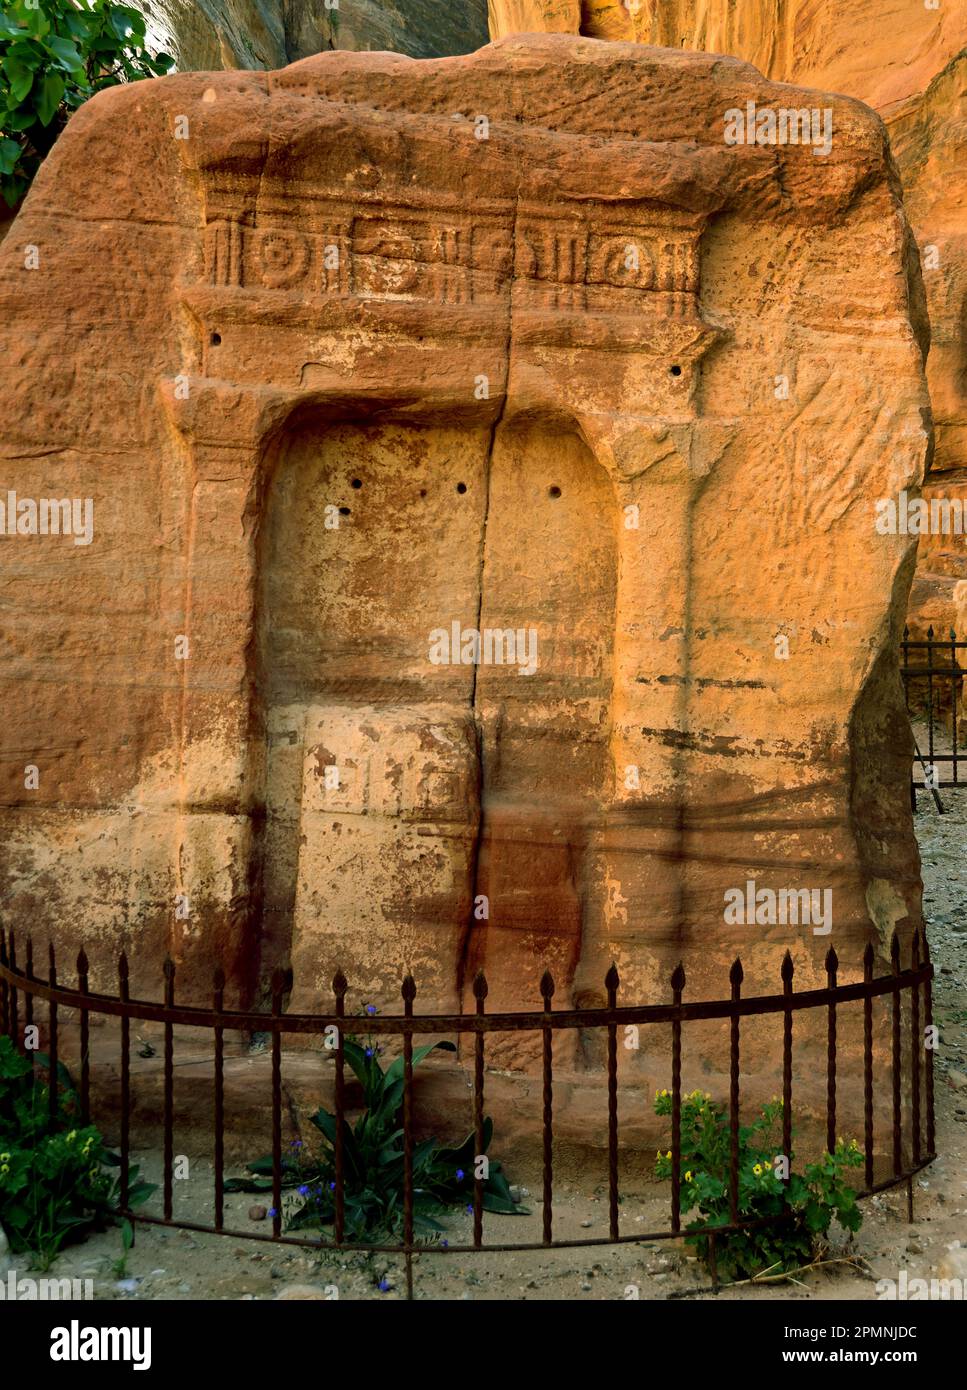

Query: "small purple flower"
(298, 1184), (310, 1196)
(268, 1207), (279, 1218)
(365, 1047), (373, 1057)
(439, 1239), (449, 1249)
(465, 1203), (474, 1215)
(365, 1004), (377, 1017)
(456, 1168), (465, 1182)
(329, 1181), (336, 1190)
(378, 1276), (391, 1293)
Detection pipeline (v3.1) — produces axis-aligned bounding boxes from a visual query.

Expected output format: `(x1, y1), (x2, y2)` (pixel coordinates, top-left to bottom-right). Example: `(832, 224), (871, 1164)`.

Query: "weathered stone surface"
(141, 0), (488, 70)
(488, 4), (967, 643)
(489, 1), (967, 108)
(0, 40), (927, 1101)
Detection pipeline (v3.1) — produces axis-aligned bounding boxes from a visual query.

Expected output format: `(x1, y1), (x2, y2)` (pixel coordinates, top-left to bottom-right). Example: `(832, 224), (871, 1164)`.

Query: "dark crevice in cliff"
(455, 157), (520, 1007)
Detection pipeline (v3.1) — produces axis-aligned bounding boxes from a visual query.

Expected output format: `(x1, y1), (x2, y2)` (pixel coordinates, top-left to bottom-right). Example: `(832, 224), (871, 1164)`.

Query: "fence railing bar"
(911, 930), (922, 1168)
(924, 932), (935, 1156)
(863, 942), (875, 1191)
(473, 970), (488, 1250)
(541, 970), (554, 1247)
(781, 951), (793, 1188)
(728, 957), (742, 1226)
(891, 933), (903, 1177)
(927, 625), (936, 773)
(213, 966), (225, 1231)
(77, 947), (90, 1127)
(24, 935), (33, 1031)
(48, 942), (58, 1130)
(333, 968), (347, 1246)
(133, 1201), (905, 1255)
(826, 947), (838, 1155)
(163, 958), (176, 1222)
(8, 932), (18, 1047)
(951, 628), (960, 785)
(270, 969), (284, 1241)
(0, 967), (934, 1033)
(0, 927), (8, 1038)
(119, 952), (131, 1210)
(402, 973), (416, 1301)
(670, 962), (685, 1236)
(606, 963), (620, 1241)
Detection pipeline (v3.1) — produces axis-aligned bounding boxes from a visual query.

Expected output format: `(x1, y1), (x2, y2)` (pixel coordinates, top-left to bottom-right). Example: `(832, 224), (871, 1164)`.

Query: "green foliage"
(653, 1088), (864, 1282)
(227, 1023), (527, 1243)
(0, 1034), (155, 1269)
(0, 0), (172, 207)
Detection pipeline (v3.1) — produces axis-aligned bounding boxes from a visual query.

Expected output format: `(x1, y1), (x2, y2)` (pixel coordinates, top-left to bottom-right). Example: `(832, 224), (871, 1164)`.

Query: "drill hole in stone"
(548, 485), (562, 498)
(456, 482), (467, 494)
(669, 364), (682, 377)
(210, 332), (222, 346)
(351, 478), (363, 489)
(339, 506), (350, 516)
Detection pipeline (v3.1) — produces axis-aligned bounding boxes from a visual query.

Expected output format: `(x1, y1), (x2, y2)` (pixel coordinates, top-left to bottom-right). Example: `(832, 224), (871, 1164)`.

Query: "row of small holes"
(349, 481), (562, 498)
(210, 331), (684, 383)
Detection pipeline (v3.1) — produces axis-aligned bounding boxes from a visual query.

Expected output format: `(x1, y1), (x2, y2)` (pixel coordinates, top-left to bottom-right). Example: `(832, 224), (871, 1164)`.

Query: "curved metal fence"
(0, 925), (936, 1298)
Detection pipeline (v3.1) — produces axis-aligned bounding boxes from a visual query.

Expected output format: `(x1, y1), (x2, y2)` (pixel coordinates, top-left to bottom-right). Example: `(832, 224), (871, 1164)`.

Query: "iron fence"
(902, 625), (967, 809)
(0, 926), (936, 1298)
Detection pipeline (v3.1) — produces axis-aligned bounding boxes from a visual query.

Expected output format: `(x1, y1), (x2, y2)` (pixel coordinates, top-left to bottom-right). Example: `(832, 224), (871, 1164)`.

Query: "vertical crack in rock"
(456, 136), (522, 1005)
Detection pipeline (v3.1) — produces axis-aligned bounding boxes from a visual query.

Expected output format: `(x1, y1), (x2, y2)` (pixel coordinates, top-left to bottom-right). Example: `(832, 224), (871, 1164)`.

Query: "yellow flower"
(66, 1130), (77, 1144)
(0, 1152), (9, 1162)
(88, 1167), (99, 1180)
(0, 1164), (8, 1175)
(684, 1171), (693, 1182)
(666, 1150), (672, 1160)
(764, 1159), (773, 1168)
(753, 1164), (763, 1175)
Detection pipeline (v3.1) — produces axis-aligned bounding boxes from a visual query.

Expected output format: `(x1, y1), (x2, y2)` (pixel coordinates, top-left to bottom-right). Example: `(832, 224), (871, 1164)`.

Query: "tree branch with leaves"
(1, 0), (172, 208)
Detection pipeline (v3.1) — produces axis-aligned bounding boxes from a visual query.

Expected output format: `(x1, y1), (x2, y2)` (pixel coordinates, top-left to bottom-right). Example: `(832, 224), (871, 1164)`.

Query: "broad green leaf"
(3, 57), (34, 104)
(383, 1040), (456, 1087)
(109, 10), (140, 44)
(482, 1191), (523, 1215)
(36, 72), (65, 127)
(44, 35), (86, 74)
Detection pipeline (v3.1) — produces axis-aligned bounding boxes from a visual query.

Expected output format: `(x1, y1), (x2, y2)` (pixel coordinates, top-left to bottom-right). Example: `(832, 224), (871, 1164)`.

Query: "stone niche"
(0, 38), (929, 1121)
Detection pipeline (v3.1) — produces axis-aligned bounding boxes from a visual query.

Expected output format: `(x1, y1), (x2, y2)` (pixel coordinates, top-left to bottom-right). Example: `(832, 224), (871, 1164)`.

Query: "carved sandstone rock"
(488, 4), (967, 645)
(0, 40), (927, 1075)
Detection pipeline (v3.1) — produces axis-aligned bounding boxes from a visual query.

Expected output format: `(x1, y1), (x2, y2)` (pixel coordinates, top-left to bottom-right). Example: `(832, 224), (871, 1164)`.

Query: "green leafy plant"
(227, 1017), (526, 1243)
(0, 1034), (154, 1269)
(0, 0), (173, 207)
(653, 1088), (864, 1283)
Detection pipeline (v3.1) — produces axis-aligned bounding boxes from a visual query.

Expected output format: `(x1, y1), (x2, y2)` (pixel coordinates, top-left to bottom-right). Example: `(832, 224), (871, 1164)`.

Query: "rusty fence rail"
(0, 926), (936, 1298)
(902, 625), (967, 809)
